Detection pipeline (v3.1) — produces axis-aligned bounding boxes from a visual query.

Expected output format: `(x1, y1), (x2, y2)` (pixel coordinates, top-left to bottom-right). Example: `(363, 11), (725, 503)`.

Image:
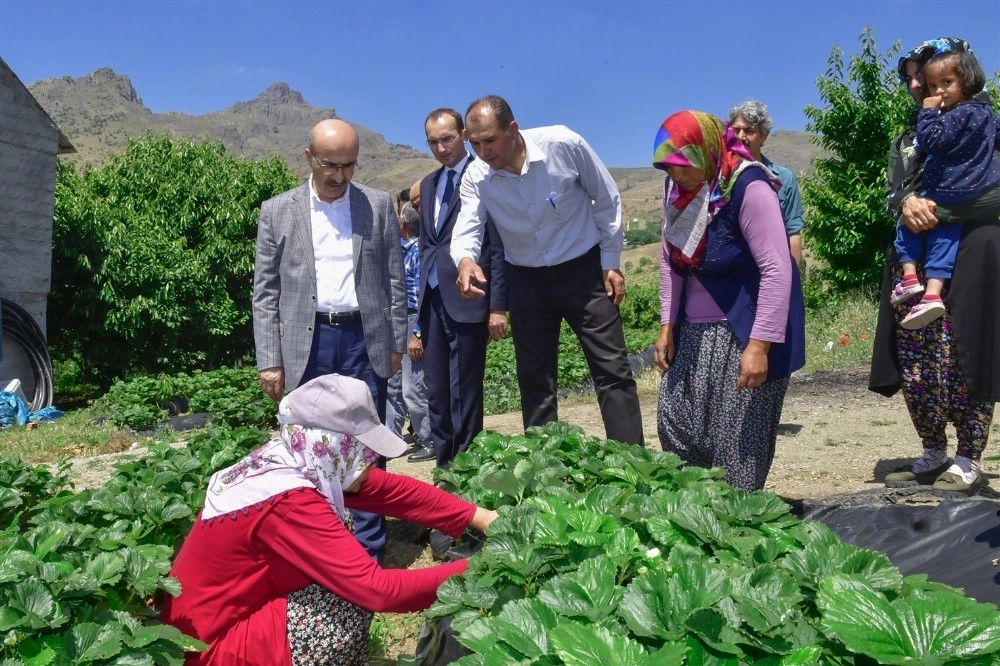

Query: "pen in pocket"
(547, 193), (557, 209)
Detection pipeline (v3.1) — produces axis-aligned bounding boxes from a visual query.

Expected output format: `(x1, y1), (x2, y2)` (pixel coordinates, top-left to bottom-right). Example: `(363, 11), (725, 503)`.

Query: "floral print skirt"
(286, 583), (373, 666)
(286, 511), (373, 665)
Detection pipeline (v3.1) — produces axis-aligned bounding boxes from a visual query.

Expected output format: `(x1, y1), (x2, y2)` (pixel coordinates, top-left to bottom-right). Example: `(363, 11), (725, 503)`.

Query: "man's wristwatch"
(414, 331), (421, 339)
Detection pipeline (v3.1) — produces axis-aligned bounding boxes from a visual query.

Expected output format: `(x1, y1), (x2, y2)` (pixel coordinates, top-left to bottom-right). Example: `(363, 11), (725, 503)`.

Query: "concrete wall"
(0, 62), (59, 402)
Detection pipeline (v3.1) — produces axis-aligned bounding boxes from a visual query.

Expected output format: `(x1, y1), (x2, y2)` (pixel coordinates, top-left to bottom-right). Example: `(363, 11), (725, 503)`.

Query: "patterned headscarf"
(652, 111), (760, 268)
(896, 37), (973, 87)
(201, 402), (380, 522)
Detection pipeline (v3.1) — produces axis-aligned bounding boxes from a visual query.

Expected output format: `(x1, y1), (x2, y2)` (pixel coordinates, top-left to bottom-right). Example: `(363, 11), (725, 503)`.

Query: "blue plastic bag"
(0, 390), (30, 427)
(0, 392), (62, 427)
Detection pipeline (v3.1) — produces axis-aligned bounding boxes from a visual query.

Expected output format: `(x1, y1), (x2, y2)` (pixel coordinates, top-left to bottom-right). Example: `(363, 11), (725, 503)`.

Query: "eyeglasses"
(311, 155), (358, 173)
(426, 134), (460, 149)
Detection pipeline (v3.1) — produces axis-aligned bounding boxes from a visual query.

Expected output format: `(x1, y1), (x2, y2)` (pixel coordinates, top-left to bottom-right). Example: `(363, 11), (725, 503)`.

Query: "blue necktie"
(438, 169), (456, 228)
(429, 169), (457, 288)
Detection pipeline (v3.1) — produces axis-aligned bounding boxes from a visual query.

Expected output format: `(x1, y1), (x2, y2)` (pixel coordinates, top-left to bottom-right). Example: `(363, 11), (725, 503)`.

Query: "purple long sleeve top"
(660, 179), (791, 343)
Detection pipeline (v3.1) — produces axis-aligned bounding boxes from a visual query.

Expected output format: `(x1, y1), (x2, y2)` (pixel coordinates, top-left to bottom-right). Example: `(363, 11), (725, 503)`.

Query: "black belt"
(316, 310), (362, 325)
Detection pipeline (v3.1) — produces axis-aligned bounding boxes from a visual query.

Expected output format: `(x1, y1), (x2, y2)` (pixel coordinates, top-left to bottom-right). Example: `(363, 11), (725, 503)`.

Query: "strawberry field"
(419, 423), (1000, 666)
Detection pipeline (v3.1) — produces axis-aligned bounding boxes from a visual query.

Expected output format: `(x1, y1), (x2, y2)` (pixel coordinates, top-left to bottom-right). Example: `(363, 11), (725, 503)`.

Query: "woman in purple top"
(651, 110), (805, 492)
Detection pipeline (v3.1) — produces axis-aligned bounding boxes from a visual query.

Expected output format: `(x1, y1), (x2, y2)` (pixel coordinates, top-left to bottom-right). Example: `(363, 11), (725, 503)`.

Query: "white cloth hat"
(278, 374), (407, 458)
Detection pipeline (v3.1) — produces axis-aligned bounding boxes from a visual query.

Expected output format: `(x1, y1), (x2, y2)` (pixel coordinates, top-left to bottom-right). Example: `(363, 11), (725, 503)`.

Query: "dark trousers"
(301, 319), (388, 562)
(421, 287), (489, 468)
(507, 246), (644, 445)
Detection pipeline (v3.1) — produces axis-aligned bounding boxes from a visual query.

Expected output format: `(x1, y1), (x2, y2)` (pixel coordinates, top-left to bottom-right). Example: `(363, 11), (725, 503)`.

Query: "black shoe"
(402, 443), (423, 457)
(407, 447), (436, 463)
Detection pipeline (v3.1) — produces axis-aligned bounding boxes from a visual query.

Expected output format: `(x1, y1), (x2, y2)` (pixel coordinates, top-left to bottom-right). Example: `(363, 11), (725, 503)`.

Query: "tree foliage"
(50, 133), (298, 386)
(801, 28), (913, 293)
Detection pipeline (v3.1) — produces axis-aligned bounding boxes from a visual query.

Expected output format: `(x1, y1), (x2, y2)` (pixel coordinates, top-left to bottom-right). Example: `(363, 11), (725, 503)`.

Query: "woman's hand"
(738, 339), (771, 389)
(470, 507), (498, 532)
(900, 195), (939, 234)
(653, 324), (675, 372)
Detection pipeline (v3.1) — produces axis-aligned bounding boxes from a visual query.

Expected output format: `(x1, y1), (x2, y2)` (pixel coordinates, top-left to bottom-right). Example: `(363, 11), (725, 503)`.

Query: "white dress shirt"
(310, 178), (358, 311)
(450, 125), (623, 270)
(434, 154), (470, 225)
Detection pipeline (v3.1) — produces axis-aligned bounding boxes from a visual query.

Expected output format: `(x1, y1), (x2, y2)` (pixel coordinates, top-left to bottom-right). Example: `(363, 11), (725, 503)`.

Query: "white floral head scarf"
(201, 421), (379, 522)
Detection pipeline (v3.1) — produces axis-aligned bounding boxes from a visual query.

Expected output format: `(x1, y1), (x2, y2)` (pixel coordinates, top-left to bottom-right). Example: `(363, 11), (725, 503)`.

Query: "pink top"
(660, 179), (791, 342)
(162, 469), (475, 665)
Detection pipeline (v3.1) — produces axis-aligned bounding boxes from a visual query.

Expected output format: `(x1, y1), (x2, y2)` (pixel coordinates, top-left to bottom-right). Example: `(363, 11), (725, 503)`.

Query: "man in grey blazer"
(252, 118), (407, 560)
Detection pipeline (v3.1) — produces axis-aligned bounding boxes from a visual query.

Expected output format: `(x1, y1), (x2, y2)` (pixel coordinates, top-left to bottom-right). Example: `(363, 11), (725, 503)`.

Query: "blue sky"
(2, 0), (998, 167)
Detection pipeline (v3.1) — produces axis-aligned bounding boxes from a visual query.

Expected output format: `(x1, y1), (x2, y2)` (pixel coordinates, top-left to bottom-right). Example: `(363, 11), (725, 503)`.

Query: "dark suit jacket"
(253, 181), (406, 389)
(417, 159), (507, 322)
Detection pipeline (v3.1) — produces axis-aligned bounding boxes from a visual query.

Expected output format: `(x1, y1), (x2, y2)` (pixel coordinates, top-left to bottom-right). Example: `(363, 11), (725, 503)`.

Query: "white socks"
(944, 455), (981, 484)
(912, 448), (949, 473)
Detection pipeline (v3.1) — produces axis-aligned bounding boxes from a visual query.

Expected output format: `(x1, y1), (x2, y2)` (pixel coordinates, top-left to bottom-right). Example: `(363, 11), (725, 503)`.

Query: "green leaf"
(489, 598), (558, 658)
(84, 552), (125, 588)
(618, 558), (732, 642)
(26, 523), (73, 560)
(63, 621), (124, 661)
(4, 579), (64, 630)
(817, 575), (1000, 663)
(549, 621), (674, 666)
(537, 556), (621, 622)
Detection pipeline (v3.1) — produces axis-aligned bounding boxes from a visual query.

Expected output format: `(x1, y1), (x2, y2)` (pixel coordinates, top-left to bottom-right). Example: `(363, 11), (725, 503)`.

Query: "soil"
(65, 366), (999, 501)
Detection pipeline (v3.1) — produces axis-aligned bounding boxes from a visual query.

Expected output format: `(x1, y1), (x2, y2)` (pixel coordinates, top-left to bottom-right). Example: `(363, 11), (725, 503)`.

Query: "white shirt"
(310, 178), (357, 311)
(450, 125), (623, 269)
(434, 154), (470, 225)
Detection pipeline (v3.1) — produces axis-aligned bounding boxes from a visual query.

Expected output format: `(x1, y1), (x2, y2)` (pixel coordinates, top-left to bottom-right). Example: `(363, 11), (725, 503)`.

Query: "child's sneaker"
(890, 280), (924, 305)
(901, 299), (946, 329)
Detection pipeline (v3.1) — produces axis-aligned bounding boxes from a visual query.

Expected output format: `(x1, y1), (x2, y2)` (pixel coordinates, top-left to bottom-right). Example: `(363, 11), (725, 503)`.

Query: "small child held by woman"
(891, 47), (1000, 329)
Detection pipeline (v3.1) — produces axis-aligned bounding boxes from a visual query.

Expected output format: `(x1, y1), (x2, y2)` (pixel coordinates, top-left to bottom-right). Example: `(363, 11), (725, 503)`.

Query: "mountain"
(28, 68), (439, 197)
(27, 69), (821, 219)
(611, 129), (822, 226)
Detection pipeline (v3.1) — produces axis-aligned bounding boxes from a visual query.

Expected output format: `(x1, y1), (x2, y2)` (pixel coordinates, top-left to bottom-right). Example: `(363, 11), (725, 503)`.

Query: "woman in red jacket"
(162, 374), (496, 665)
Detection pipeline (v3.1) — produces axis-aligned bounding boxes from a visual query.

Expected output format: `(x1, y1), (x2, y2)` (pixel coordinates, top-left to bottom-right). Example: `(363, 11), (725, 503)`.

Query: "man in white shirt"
(252, 118), (407, 560)
(452, 96), (643, 444)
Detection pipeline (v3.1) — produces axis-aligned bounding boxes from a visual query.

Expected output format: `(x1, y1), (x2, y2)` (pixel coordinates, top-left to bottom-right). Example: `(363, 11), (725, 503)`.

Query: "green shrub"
(50, 133), (298, 388)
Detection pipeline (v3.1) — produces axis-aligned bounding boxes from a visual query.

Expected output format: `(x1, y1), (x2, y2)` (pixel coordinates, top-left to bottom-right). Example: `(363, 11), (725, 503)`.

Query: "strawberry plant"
(0, 425), (264, 664)
(429, 423), (1000, 665)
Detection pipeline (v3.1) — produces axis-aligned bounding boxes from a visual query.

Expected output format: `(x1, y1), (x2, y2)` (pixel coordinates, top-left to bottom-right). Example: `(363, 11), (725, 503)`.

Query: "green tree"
(801, 28), (913, 293)
(50, 133), (298, 386)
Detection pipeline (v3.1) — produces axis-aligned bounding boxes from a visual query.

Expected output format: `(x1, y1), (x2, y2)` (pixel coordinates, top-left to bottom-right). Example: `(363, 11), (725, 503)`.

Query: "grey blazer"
(252, 181), (406, 389)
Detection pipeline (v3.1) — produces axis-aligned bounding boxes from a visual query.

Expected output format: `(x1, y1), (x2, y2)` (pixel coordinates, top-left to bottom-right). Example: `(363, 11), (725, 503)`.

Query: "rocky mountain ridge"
(27, 68), (820, 219)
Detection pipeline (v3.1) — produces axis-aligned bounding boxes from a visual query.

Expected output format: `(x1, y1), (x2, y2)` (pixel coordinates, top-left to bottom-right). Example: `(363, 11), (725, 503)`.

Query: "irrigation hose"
(1, 298), (54, 411)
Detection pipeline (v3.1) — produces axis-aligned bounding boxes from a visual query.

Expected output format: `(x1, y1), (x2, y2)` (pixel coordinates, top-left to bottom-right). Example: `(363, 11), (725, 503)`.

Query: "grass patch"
(803, 287), (878, 372)
(0, 406), (137, 462)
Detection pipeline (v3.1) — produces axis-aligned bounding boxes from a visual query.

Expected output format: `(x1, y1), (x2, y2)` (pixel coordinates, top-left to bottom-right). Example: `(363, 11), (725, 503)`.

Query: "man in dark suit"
(413, 108), (507, 467)
(252, 118), (406, 560)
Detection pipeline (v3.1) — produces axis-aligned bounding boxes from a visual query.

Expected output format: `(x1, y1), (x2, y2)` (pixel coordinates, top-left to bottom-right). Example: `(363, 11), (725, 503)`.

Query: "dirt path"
(66, 367), (998, 497)
(387, 367), (999, 499)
